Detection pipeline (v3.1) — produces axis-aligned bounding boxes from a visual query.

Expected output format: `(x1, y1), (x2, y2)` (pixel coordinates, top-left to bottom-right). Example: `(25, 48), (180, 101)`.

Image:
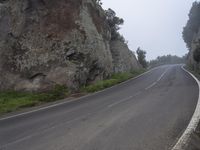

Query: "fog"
(102, 0), (195, 60)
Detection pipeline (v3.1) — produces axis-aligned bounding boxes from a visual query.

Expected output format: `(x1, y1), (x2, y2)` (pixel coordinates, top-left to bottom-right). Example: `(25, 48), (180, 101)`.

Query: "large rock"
(110, 40), (141, 73)
(0, 0), (140, 92)
(187, 27), (200, 68)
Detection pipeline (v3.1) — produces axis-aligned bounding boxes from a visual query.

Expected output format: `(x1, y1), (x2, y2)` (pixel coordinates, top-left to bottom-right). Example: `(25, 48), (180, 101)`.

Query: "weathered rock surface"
(0, 0), (140, 92)
(183, 2), (200, 69)
(187, 27), (200, 68)
(110, 40), (141, 73)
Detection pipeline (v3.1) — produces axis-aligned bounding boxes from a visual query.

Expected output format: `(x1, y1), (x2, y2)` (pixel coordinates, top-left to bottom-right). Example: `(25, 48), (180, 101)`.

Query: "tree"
(95, 0), (102, 5)
(136, 47), (147, 68)
(148, 54), (186, 67)
(105, 8), (124, 40)
(193, 45), (200, 63)
(183, 1), (200, 49)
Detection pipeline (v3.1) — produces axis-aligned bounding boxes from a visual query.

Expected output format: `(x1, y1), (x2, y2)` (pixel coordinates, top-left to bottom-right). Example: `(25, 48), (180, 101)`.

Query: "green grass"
(0, 69), (146, 115)
(0, 85), (69, 115)
(82, 69), (146, 93)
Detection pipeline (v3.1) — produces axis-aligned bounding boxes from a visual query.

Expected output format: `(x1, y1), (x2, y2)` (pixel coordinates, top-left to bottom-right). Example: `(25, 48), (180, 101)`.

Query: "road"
(0, 65), (199, 150)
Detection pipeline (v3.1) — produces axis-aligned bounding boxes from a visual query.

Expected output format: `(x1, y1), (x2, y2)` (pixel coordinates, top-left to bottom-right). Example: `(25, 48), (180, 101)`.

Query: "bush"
(136, 48), (148, 68)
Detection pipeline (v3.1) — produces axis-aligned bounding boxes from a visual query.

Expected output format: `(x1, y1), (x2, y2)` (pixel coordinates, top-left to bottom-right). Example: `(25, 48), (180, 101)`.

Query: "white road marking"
(145, 82), (157, 90)
(108, 96), (133, 108)
(172, 66), (200, 150)
(145, 67), (169, 90)
(157, 68), (169, 82)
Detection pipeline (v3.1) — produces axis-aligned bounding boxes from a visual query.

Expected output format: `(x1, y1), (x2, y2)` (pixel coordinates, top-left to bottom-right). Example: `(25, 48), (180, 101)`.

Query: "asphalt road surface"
(0, 64), (199, 150)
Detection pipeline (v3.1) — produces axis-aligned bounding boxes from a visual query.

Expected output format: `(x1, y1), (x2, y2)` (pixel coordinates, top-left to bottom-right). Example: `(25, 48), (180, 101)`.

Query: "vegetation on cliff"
(183, 1), (200, 70)
(105, 8), (125, 41)
(183, 1), (200, 49)
(136, 48), (148, 68)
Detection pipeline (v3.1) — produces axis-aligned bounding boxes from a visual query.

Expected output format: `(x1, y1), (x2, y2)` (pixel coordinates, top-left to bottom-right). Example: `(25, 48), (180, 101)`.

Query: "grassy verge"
(0, 69), (146, 115)
(0, 85), (69, 115)
(81, 69), (146, 93)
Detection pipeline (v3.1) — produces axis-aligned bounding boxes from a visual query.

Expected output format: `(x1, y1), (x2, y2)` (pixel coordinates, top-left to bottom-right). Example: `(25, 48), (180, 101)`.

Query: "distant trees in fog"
(149, 55), (186, 68)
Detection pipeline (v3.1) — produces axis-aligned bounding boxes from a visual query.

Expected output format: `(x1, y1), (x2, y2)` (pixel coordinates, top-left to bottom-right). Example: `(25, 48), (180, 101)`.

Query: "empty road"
(0, 65), (199, 150)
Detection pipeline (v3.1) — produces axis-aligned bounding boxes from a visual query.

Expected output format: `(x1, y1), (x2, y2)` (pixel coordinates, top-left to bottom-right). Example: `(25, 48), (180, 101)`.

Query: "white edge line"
(145, 82), (157, 90)
(157, 68), (169, 82)
(145, 67), (169, 90)
(172, 65), (200, 150)
(0, 68), (156, 121)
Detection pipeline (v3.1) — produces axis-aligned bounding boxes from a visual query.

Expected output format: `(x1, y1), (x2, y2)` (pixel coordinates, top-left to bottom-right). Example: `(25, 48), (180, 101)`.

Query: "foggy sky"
(102, 0), (195, 60)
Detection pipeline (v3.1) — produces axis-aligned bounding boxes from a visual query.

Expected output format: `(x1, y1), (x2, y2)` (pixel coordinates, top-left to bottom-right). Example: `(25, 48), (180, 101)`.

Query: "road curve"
(0, 65), (199, 150)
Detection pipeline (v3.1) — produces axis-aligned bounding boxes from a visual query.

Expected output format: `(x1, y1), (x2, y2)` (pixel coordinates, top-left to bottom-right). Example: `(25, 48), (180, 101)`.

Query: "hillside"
(0, 0), (140, 92)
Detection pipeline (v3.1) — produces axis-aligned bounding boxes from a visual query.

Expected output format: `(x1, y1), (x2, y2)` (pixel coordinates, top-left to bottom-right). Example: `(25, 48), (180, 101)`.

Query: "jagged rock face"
(0, 0), (140, 92)
(110, 40), (141, 73)
(187, 27), (200, 67)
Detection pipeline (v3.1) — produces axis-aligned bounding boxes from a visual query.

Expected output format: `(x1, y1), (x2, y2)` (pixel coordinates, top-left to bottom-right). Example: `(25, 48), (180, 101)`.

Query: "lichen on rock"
(0, 0), (140, 92)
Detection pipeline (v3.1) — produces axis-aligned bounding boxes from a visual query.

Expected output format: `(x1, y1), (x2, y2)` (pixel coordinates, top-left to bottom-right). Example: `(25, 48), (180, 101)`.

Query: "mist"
(102, 0), (195, 60)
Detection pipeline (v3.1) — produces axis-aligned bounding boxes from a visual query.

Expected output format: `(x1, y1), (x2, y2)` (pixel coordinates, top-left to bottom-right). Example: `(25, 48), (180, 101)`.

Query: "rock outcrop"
(187, 27), (200, 67)
(183, 1), (200, 69)
(0, 0), (140, 92)
(110, 40), (140, 73)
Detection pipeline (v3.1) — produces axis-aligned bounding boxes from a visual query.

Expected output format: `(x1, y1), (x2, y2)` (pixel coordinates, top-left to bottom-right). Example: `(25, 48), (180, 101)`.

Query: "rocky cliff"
(183, 1), (200, 69)
(187, 28), (200, 67)
(110, 40), (140, 73)
(0, 0), (140, 92)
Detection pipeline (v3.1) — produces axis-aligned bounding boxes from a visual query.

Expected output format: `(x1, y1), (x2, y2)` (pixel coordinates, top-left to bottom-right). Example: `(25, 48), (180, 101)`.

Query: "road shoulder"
(172, 66), (200, 150)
